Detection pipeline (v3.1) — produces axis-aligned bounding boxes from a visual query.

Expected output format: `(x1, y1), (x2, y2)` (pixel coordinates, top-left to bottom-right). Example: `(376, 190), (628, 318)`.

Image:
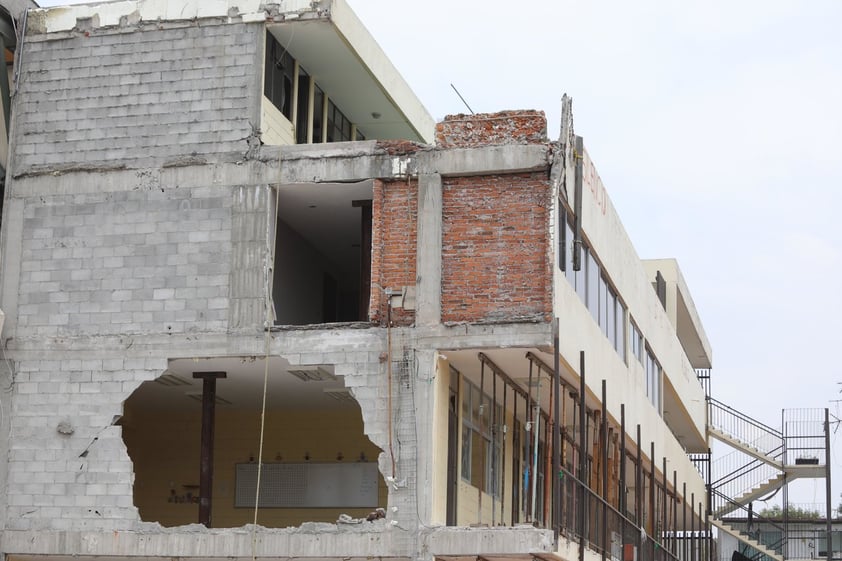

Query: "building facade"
(0, 1), (817, 561)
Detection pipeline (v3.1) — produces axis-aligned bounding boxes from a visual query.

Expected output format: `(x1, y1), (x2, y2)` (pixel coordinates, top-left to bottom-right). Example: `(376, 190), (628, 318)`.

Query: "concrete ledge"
(1, 523), (406, 559)
(418, 145), (550, 177)
(420, 526), (554, 556)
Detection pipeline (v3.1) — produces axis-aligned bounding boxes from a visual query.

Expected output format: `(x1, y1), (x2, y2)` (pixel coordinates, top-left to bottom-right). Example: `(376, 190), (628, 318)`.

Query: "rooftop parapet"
(435, 110), (548, 149)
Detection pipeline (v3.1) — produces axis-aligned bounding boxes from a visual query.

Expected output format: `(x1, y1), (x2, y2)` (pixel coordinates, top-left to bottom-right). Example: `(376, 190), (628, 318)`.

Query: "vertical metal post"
(649, 443), (656, 539)
(826, 408), (833, 560)
(492, 365), (497, 527)
(526, 360), (534, 520)
(193, 371), (226, 528)
(572, 136), (584, 271)
(513, 387), (519, 524)
(501, 382), (507, 526)
(601, 380), (608, 560)
(578, 351), (587, 561)
(530, 363), (541, 524)
(672, 470), (678, 557)
(662, 457), (668, 552)
(690, 492), (696, 561)
(479, 361), (485, 524)
(683, 482), (688, 561)
(636, 425), (642, 527)
(553, 318), (561, 539)
(698, 501), (704, 561)
(619, 404), (626, 517)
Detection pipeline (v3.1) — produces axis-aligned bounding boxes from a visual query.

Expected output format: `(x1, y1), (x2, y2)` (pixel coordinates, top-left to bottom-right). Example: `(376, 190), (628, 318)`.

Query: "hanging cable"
(251, 159), (282, 561)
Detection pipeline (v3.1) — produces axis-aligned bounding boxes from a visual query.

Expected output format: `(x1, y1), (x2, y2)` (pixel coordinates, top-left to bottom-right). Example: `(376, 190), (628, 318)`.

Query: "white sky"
(354, 0), (842, 511)
(35, 0), (842, 510)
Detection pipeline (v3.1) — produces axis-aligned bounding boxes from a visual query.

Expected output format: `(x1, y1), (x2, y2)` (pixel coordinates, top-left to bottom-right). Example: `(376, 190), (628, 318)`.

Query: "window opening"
(272, 183), (373, 326)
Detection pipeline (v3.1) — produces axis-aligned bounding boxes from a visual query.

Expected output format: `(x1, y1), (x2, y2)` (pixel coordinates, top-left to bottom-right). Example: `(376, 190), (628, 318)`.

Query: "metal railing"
(558, 466), (680, 561)
(710, 449), (784, 511)
(714, 488), (788, 559)
(782, 408), (827, 465)
(708, 397), (783, 455)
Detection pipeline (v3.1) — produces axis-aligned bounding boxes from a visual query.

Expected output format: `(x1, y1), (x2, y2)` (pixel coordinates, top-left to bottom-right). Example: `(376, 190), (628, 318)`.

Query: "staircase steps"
(711, 518), (783, 561)
(708, 427), (782, 467)
(714, 473), (786, 518)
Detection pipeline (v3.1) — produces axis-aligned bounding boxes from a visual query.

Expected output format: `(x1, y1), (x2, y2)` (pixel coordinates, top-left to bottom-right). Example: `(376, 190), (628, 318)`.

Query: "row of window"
(559, 210), (626, 359)
(558, 207), (663, 413)
(265, 32), (364, 144)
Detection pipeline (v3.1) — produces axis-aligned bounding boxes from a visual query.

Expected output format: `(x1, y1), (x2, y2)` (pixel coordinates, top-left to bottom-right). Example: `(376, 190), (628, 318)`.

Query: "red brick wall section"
(442, 172), (552, 324)
(369, 178), (418, 326)
(435, 110), (547, 148)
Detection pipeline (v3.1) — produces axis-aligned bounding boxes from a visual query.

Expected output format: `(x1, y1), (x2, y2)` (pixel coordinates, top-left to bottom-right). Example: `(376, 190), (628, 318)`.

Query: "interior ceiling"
(445, 347), (564, 416)
(268, 21), (424, 142)
(277, 180), (372, 274)
(446, 346), (706, 453)
(126, 356), (356, 412)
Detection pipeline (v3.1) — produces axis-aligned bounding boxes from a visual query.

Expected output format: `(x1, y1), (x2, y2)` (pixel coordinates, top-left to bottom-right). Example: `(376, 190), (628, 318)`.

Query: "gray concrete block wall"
(229, 185), (273, 330)
(5, 356), (165, 531)
(12, 21), (260, 175)
(16, 185), (232, 337)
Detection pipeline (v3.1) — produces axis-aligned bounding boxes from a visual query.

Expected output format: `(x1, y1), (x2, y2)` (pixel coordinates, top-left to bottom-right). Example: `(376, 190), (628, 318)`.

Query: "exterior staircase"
(702, 396), (830, 560)
(711, 518), (784, 561)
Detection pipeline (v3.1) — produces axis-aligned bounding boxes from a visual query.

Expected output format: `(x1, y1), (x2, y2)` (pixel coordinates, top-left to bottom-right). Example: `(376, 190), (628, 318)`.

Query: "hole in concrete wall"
(272, 181), (373, 325)
(120, 356), (385, 528)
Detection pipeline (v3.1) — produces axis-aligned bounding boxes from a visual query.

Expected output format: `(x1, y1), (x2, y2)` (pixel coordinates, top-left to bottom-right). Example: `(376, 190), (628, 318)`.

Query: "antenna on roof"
(450, 83), (475, 115)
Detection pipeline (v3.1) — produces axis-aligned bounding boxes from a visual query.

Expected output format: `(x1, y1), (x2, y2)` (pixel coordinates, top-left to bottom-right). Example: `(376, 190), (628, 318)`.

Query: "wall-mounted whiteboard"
(234, 462), (379, 508)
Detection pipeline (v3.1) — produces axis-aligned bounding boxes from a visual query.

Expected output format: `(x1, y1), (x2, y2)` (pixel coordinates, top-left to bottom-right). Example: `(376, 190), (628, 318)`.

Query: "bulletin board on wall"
(234, 462), (379, 508)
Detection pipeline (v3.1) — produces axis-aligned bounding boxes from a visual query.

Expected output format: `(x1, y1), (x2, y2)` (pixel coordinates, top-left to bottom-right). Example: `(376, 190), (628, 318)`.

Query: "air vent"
(155, 373), (190, 386)
(288, 367), (336, 382)
(185, 392), (232, 405)
(323, 388), (355, 403)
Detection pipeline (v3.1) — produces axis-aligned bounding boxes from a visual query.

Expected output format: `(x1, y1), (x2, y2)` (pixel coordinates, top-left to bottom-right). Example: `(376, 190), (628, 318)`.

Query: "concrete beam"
(0, 526), (407, 559)
(418, 145), (550, 177)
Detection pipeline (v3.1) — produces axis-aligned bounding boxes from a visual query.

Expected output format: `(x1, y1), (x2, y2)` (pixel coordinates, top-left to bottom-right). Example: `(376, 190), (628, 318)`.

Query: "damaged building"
(0, 1), (832, 561)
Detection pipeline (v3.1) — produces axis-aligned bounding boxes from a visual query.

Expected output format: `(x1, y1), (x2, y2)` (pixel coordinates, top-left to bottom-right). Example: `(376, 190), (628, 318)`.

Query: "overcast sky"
(35, 0), (842, 509)
(353, 0), (842, 509)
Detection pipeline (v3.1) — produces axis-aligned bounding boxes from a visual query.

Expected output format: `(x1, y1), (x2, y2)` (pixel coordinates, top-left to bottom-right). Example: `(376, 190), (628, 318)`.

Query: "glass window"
(598, 274), (608, 335)
(558, 207), (566, 271)
(460, 379), (499, 496)
(587, 252), (599, 322)
(630, 319), (643, 365)
(264, 32), (294, 119)
(616, 299), (626, 360)
(645, 349), (662, 413)
(606, 286), (617, 350)
(575, 246), (587, 304)
(312, 86), (325, 143)
(565, 219), (575, 286)
(295, 68), (310, 144)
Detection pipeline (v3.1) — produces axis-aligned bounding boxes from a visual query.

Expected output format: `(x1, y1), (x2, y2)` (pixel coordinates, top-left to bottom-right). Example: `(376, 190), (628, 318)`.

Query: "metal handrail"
(711, 451), (784, 504)
(558, 466), (680, 560)
(713, 488), (788, 558)
(708, 398), (783, 453)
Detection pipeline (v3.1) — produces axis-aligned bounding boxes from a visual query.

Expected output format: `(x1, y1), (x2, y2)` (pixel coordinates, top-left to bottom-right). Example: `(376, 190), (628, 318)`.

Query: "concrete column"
(416, 172), (442, 325)
(228, 185), (273, 330)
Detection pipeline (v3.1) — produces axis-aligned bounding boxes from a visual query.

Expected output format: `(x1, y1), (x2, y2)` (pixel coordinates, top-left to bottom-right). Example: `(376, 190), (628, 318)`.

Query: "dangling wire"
(251, 155), (282, 561)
